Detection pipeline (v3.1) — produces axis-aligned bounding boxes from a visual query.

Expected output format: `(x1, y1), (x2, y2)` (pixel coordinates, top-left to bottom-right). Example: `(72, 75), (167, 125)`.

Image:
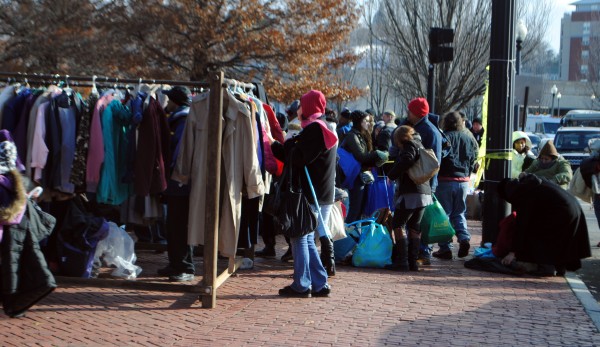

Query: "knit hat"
(340, 108), (351, 119)
(539, 140), (559, 158)
(472, 117), (482, 125)
(408, 97), (429, 118)
(286, 100), (300, 116)
(350, 110), (368, 126)
(163, 86), (192, 106)
(365, 108), (376, 116)
(0, 130), (18, 175)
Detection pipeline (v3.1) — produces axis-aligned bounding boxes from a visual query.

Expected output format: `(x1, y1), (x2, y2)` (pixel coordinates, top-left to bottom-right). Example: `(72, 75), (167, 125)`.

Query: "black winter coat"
(1, 199), (57, 317)
(387, 136), (432, 196)
(497, 174), (591, 271)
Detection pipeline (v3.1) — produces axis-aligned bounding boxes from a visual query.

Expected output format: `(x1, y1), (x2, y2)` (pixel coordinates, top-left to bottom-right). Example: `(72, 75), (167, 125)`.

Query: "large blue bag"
(337, 147), (361, 190)
(333, 221), (363, 262)
(351, 219), (393, 268)
(363, 176), (395, 216)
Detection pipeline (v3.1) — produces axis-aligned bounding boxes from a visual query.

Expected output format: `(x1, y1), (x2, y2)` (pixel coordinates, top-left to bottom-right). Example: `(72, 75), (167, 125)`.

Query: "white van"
(524, 115), (561, 139)
(561, 110), (600, 127)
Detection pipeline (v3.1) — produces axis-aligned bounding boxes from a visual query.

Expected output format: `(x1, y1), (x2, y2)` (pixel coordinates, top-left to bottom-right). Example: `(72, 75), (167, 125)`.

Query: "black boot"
(385, 238), (409, 271)
(408, 229), (421, 272)
(319, 236), (336, 277)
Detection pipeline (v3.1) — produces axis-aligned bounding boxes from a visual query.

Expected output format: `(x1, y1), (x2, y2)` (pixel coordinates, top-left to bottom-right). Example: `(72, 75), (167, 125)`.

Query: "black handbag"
(263, 179), (283, 217)
(272, 148), (318, 238)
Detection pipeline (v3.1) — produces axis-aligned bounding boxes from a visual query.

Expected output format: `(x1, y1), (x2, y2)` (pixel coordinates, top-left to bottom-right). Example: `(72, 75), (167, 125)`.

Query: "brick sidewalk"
(1, 221), (599, 346)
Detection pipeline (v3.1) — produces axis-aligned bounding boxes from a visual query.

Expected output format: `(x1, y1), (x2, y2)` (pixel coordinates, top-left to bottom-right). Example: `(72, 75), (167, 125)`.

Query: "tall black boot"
(319, 236), (336, 277)
(385, 237), (409, 271)
(408, 229), (421, 272)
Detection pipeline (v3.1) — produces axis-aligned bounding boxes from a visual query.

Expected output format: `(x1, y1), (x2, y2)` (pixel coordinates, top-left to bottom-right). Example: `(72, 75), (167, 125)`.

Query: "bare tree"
(361, 0), (553, 116)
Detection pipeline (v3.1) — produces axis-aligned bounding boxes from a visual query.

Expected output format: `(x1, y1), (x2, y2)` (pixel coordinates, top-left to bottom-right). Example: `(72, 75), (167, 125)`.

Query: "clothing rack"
(0, 70), (257, 309)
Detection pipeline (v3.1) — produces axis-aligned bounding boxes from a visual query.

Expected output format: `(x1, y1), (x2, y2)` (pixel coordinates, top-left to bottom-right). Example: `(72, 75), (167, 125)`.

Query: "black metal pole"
(516, 40), (522, 75)
(427, 64), (435, 114)
(521, 86), (529, 131)
(482, 0), (515, 244)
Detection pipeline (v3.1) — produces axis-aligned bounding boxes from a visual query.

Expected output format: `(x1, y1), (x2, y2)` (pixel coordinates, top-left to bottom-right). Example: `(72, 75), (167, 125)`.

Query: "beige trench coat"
(172, 90), (264, 257)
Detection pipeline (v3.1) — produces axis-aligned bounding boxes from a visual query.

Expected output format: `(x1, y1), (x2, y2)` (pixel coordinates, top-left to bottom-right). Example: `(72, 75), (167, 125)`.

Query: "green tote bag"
(420, 195), (455, 244)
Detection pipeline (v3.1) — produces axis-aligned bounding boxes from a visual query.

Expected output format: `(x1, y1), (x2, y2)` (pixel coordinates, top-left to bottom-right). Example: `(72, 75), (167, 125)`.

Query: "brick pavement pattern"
(1, 221), (600, 346)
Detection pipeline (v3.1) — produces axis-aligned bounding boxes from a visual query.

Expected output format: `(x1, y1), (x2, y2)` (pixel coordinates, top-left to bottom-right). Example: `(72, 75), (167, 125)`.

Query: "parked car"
(553, 127), (600, 170)
(526, 132), (541, 156)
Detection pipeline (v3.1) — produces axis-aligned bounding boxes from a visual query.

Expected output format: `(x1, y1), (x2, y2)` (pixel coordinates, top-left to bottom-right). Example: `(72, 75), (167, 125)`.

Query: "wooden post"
(201, 71), (224, 308)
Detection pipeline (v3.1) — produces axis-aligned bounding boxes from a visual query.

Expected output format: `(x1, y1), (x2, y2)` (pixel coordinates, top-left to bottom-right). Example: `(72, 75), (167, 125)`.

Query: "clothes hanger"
(91, 75), (99, 97)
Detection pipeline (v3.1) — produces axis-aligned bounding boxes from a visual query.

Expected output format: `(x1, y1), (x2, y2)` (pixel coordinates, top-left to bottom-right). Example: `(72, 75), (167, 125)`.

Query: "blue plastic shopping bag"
(351, 220), (393, 268)
(363, 176), (395, 216)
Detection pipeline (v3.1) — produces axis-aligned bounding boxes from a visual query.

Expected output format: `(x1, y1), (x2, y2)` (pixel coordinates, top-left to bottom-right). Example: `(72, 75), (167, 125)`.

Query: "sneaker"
(312, 285), (331, 297)
(169, 273), (195, 282)
(157, 266), (177, 277)
(281, 248), (293, 262)
(432, 249), (453, 260)
(457, 241), (471, 258)
(278, 285), (311, 298)
(255, 247), (276, 258)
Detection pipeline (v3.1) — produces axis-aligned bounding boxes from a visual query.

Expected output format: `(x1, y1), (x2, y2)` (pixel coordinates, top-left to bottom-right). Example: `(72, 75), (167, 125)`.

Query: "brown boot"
(385, 238), (409, 271)
(408, 229), (422, 271)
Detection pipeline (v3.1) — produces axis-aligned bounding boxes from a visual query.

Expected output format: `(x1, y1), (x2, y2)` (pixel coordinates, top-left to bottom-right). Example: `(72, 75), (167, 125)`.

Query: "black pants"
(260, 211), (290, 248)
(166, 195), (194, 274)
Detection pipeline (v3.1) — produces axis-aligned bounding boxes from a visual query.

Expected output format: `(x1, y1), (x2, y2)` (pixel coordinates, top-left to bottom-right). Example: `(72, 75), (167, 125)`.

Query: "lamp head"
(516, 20), (528, 43)
(557, 92), (562, 99)
(551, 84), (558, 95)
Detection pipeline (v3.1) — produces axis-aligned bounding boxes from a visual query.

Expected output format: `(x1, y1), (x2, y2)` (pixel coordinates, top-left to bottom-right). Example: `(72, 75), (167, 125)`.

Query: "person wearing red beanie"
(407, 97), (430, 119)
(389, 97), (443, 268)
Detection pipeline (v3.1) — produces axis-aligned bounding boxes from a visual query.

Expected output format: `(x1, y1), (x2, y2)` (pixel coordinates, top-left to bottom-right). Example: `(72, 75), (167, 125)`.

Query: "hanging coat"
(173, 90), (264, 257)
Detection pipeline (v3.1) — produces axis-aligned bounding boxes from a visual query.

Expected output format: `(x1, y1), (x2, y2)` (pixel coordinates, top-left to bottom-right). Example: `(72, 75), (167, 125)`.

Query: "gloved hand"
(375, 150), (389, 167)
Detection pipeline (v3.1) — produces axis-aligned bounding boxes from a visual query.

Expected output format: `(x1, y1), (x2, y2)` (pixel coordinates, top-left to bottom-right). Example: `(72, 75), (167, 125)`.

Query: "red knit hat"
(408, 97), (430, 118)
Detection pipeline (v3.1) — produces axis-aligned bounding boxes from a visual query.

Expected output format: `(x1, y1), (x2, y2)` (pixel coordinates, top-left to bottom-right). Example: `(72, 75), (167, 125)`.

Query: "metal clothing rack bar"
(0, 71), (210, 88)
(0, 70), (257, 309)
(222, 77), (256, 91)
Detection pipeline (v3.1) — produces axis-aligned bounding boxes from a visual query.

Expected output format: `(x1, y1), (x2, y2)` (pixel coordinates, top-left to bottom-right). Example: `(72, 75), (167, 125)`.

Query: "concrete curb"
(565, 271), (600, 332)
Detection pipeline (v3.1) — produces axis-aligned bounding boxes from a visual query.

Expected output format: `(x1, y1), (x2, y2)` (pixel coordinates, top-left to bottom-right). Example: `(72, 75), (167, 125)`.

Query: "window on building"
(584, 22), (591, 35)
(583, 50), (590, 60)
(581, 65), (589, 76)
(583, 36), (590, 46)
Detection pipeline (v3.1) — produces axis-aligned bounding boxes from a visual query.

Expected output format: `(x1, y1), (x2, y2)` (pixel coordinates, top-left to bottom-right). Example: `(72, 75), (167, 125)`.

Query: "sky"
(548, 0), (576, 53)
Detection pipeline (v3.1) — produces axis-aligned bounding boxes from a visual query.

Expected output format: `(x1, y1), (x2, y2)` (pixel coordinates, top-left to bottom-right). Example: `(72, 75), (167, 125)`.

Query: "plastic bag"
(333, 219), (366, 262)
(421, 195), (455, 244)
(352, 220), (393, 268)
(363, 176), (395, 216)
(327, 201), (347, 241)
(94, 222), (142, 279)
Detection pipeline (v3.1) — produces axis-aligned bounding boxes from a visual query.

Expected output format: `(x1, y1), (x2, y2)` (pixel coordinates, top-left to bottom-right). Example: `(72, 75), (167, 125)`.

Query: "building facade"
(560, 0), (600, 82)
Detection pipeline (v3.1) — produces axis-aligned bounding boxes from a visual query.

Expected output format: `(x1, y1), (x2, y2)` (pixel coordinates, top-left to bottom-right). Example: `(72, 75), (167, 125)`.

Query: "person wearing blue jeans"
(431, 111), (479, 260)
(434, 181), (470, 256)
(269, 90), (338, 298)
(289, 204), (332, 296)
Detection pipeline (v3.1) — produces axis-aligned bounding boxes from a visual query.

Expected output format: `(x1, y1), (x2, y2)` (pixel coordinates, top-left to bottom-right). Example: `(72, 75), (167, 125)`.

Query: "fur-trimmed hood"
(0, 170), (27, 223)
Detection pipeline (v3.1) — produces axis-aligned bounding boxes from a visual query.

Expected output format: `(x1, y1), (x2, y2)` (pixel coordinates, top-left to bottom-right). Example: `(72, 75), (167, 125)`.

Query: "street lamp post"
(515, 20), (528, 75)
(592, 94), (596, 110)
(550, 84), (557, 116)
(556, 92), (561, 117)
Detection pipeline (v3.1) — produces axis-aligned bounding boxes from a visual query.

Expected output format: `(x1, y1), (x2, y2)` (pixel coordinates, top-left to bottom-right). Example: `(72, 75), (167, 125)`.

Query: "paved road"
(2, 221), (600, 346)
(576, 199), (600, 303)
